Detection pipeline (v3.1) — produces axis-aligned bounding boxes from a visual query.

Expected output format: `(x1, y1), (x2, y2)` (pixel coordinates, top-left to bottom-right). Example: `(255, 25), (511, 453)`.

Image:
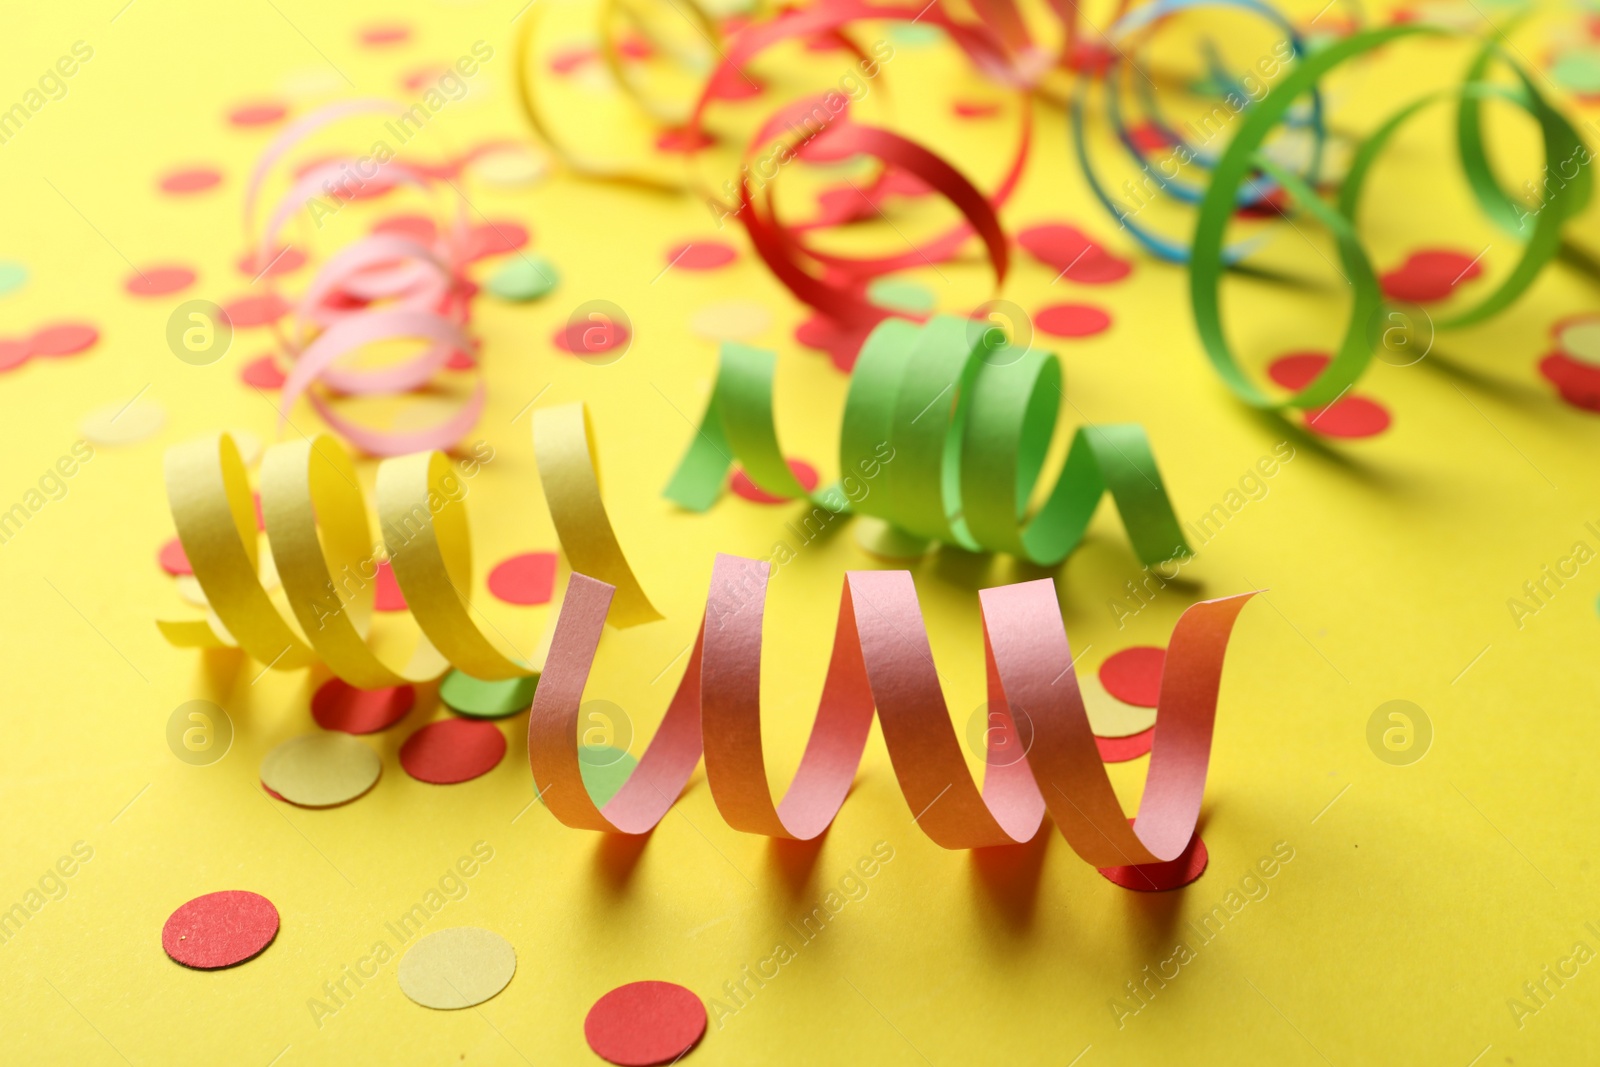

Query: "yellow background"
(2, 0), (1598, 1063)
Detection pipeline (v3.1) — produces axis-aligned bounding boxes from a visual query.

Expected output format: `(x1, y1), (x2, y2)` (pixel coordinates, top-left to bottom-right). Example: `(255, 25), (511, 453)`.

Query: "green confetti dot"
(868, 277), (936, 315)
(537, 745), (637, 808)
(439, 669), (538, 719)
(888, 23), (942, 48)
(486, 255), (559, 302)
(0, 261), (27, 297)
(1552, 51), (1600, 95)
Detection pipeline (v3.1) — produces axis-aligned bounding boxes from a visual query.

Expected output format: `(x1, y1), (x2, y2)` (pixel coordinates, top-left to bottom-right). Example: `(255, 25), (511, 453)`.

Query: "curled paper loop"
(665, 316), (1190, 566)
(158, 403), (658, 679)
(531, 553), (1255, 866)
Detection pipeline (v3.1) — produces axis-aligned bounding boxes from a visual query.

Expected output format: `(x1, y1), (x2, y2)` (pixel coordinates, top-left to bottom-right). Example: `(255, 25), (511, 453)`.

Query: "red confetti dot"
(655, 126), (716, 153)
(240, 354), (287, 389)
(550, 46), (598, 74)
(1097, 818), (1209, 891)
(729, 459), (819, 504)
(618, 34), (654, 59)
(1379, 248), (1483, 303)
(585, 981), (707, 1067)
(400, 719), (507, 784)
(1266, 350), (1330, 390)
(222, 293), (291, 328)
(158, 537), (192, 576)
(374, 559), (408, 611)
(1099, 646), (1165, 708)
(359, 22), (411, 46)
(0, 339), (29, 372)
(794, 313), (875, 372)
(227, 101), (289, 128)
(1016, 223), (1132, 284)
(464, 221), (530, 261)
(372, 214), (438, 246)
(666, 241), (737, 271)
(487, 552), (559, 606)
(126, 265), (197, 297)
(553, 319), (630, 357)
(446, 349), (477, 371)
(1096, 726), (1154, 764)
(1065, 41), (1115, 75)
(29, 321), (99, 357)
(1034, 303), (1111, 338)
(159, 167), (223, 195)
(236, 246), (306, 278)
(162, 890), (279, 970)
(1539, 352), (1600, 412)
(1304, 396), (1392, 439)
(1126, 122), (1175, 152)
(311, 679), (415, 734)
(952, 100), (1001, 119)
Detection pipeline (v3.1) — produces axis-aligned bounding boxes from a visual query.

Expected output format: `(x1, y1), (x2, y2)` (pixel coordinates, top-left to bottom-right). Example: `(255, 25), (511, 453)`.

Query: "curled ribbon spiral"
(532, 553), (1255, 867)
(666, 314), (1191, 565)
(158, 402), (659, 681)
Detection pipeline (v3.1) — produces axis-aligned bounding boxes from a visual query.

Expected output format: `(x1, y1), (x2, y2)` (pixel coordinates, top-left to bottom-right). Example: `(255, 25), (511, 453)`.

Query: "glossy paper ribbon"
(531, 553), (1255, 866)
(665, 315), (1190, 566)
(158, 403), (658, 680)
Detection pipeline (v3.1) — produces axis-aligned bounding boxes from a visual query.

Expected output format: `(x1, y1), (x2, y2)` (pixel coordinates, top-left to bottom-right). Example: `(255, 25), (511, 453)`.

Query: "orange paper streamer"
(531, 553), (1255, 868)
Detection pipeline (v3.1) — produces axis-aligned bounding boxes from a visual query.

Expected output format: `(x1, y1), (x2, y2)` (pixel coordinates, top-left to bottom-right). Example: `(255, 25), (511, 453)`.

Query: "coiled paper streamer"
(157, 403), (658, 683)
(665, 315), (1190, 565)
(1073, 6), (1591, 409)
(532, 553), (1255, 866)
(244, 100), (488, 455)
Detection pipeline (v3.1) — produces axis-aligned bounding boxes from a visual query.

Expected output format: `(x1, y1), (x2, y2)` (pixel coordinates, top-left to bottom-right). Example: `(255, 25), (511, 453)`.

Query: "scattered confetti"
(585, 981), (707, 1066)
(227, 101), (289, 128)
(1034, 303), (1111, 338)
(1095, 725), (1155, 763)
(439, 670), (538, 720)
(1097, 819), (1209, 891)
(665, 241), (738, 271)
(1267, 350), (1330, 390)
(1305, 396), (1392, 439)
(374, 559), (408, 611)
(359, 22), (411, 47)
(236, 245), (306, 278)
(311, 680), (416, 734)
(1379, 248), (1483, 303)
(487, 552), (558, 605)
(468, 145), (548, 187)
(30, 321), (99, 357)
(0, 260), (27, 296)
(1016, 223), (1132, 284)
(689, 300), (772, 340)
(126, 265), (197, 297)
(162, 890), (279, 970)
(259, 733), (381, 807)
(730, 459), (819, 504)
(240, 354), (287, 389)
(486, 255), (560, 302)
(400, 719), (507, 784)
(158, 537), (192, 576)
(221, 293), (290, 328)
(398, 927), (517, 1010)
(159, 167), (223, 195)
(1099, 646), (1165, 708)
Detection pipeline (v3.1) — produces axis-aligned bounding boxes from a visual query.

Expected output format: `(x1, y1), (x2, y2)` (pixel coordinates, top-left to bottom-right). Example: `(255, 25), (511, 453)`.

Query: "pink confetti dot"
(730, 459), (819, 504)
(486, 552), (558, 606)
(311, 679), (415, 734)
(158, 537), (192, 576)
(550, 46), (598, 75)
(464, 221), (530, 260)
(29, 321), (99, 357)
(553, 319), (630, 357)
(126, 265), (197, 297)
(0, 339), (30, 372)
(240, 354), (287, 389)
(666, 241), (737, 271)
(1099, 646), (1165, 708)
(227, 101), (289, 128)
(159, 167), (223, 195)
(1097, 819), (1209, 891)
(358, 22), (411, 46)
(372, 214), (438, 246)
(585, 981), (707, 1066)
(400, 719), (507, 784)
(1034, 303), (1111, 338)
(222, 293), (291, 328)
(1304, 396), (1392, 439)
(236, 246), (306, 278)
(162, 891), (279, 969)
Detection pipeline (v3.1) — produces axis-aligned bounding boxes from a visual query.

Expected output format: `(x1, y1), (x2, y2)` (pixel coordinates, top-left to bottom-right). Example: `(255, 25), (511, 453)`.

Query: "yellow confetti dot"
(688, 300), (773, 341)
(260, 733), (381, 807)
(397, 927), (517, 1009)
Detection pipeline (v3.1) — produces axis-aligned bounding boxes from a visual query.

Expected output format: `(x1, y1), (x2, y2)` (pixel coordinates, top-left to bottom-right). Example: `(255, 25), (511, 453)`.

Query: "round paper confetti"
(1266, 350), (1329, 390)
(400, 719), (507, 784)
(227, 101), (289, 127)
(159, 167), (223, 195)
(1016, 223), (1132, 284)
(666, 241), (738, 271)
(729, 459), (819, 504)
(439, 670), (538, 720)
(126, 265), (197, 297)
(1034, 303), (1111, 338)
(1557, 319), (1600, 366)
(487, 552), (558, 605)
(373, 559), (408, 611)
(398, 927), (517, 1009)
(372, 214), (437, 245)
(222, 293), (290, 328)
(30, 321), (99, 357)
(486, 255), (560, 302)
(868, 277), (936, 314)
(311, 680), (415, 734)
(359, 22), (411, 46)
(553, 319), (630, 357)
(1305, 396), (1392, 439)
(538, 745), (638, 808)
(81, 397), (166, 446)
(952, 100), (1002, 118)
(469, 146), (548, 187)
(465, 221), (531, 260)
(1080, 672), (1157, 738)
(0, 339), (27, 372)
(158, 537), (192, 576)
(1099, 646), (1165, 708)
(237, 245), (306, 278)
(0, 260), (28, 296)
(162, 890), (280, 969)
(1096, 726), (1155, 764)
(240, 355), (287, 389)
(1097, 819), (1209, 891)
(585, 981), (707, 1066)
(1379, 248), (1482, 303)
(689, 300), (773, 340)
(260, 733), (381, 807)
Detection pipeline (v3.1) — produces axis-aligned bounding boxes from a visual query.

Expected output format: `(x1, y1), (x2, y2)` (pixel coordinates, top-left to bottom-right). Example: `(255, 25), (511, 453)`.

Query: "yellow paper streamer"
(159, 402), (658, 682)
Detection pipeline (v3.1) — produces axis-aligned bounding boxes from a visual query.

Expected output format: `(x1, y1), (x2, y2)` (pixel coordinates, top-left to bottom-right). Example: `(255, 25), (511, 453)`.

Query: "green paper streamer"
(1189, 27), (1591, 410)
(664, 316), (1190, 567)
